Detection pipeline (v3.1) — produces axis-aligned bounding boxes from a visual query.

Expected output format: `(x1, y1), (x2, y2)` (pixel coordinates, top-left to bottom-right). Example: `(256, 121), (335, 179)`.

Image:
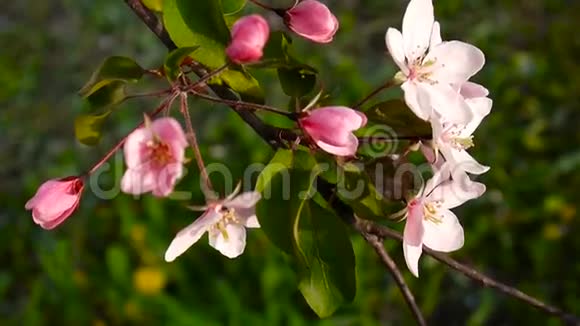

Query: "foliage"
(1, 0), (579, 325)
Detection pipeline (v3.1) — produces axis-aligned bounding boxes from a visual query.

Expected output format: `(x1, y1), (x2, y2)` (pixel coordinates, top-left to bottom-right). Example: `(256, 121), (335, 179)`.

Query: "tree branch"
(353, 218), (580, 325)
(124, 2), (579, 325)
(362, 231), (426, 326)
(124, 0), (290, 149)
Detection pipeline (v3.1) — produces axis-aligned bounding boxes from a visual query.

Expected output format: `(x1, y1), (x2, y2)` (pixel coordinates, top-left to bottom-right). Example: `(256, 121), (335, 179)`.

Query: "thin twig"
(188, 89), (298, 119)
(179, 93), (215, 198)
(353, 79), (397, 109)
(353, 218), (580, 325)
(362, 231), (427, 326)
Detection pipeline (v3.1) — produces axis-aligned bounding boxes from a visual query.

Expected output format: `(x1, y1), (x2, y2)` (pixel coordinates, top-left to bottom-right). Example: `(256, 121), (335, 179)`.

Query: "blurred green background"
(1, 0), (579, 325)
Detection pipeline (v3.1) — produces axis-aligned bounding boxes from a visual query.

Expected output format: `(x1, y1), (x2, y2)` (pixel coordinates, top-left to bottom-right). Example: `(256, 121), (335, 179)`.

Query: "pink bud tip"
(299, 106), (367, 156)
(284, 0), (339, 43)
(226, 15), (270, 64)
(25, 176), (84, 230)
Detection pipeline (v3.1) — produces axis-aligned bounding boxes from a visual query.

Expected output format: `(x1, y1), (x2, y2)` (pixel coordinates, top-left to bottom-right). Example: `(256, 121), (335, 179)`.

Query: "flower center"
(407, 58), (436, 84)
(146, 140), (174, 167)
(442, 126), (474, 150)
(211, 208), (239, 241)
(423, 201), (443, 224)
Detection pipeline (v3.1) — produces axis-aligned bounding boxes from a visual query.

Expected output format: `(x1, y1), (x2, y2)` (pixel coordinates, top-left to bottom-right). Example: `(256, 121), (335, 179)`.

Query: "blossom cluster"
(385, 0), (492, 276)
(24, 0), (492, 278)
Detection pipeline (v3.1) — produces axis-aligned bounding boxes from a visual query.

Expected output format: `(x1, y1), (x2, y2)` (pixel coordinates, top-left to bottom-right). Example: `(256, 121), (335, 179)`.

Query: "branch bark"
(362, 231), (426, 326)
(123, 1), (579, 325)
(353, 218), (580, 325)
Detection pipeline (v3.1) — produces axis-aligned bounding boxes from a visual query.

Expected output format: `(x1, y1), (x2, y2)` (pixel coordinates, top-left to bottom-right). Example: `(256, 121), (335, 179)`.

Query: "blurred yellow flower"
(133, 266), (166, 295)
(543, 223), (562, 240)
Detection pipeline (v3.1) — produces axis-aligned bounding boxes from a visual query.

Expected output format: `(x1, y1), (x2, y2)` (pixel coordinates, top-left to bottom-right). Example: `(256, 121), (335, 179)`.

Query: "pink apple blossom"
(121, 117), (187, 197)
(385, 0), (485, 123)
(226, 15), (270, 64)
(299, 106), (367, 157)
(164, 190), (261, 261)
(25, 176), (84, 229)
(284, 0), (339, 43)
(403, 163), (485, 277)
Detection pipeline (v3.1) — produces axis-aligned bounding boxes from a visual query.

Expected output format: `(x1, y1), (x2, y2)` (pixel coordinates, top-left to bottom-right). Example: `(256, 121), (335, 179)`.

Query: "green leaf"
(212, 69), (265, 103)
(142, 0), (163, 11)
(164, 0), (229, 68)
(164, 46), (200, 81)
(255, 149), (294, 193)
(222, 0), (246, 15)
(256, 149), (356, 317)
(85, 81), (126, 111)
(336, 163), (397, 220)
(74, 111), (110, 146)
(79, 56), (144, 98)
(365, 99), (432, 137)
(278, 66), (317, 98)
(163, 0), (264, 102)
(295, 201), (356, 318)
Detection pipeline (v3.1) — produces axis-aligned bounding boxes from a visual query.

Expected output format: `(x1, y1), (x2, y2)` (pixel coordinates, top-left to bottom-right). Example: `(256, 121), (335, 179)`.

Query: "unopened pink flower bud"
(284, 0), (339, 43)
(25, 176), (84, 229)
(226, 15), (270, 64)
(300, 106), (367, 156)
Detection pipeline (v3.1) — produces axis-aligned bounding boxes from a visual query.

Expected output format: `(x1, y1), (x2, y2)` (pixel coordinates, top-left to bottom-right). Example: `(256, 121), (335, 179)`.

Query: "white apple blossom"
(429, 95), (492, 175)
(385, 0), (485, 124)
(421, 82), (493, 174)
(403, 163), (485, 277)
(164, 190), (261, 261)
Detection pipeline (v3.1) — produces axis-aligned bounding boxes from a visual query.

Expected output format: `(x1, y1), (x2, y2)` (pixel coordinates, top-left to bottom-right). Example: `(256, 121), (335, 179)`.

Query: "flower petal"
(243, 215), (261, 228)
(120, 168), (155, 195)
(402, 0), (434, 63)
(423, 161), (452, 196)
(418, 82), (472, 124)
(315, 133), (358, 156)
(164, 209), (222, 262)
(445, 148), (490, 175)
(208, 223), (247, 259)
(152, 117), (188, 148)
(429, 21), (442, 49)
(422, 209), (464, 252)
(225, 191), (261, 209)
(460, 81), (489, 99)
(434, 170), (486, 209)
(463, 97), (492, 135)
(425, 41), (485, 84)
(402, 81), (431, 121)
(385, 28), (409, 74)
(151, 162), (183, 197)
(123, 128), (151, 169)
